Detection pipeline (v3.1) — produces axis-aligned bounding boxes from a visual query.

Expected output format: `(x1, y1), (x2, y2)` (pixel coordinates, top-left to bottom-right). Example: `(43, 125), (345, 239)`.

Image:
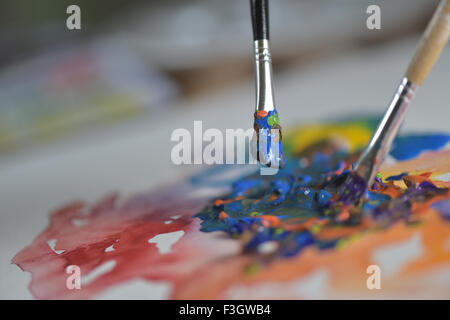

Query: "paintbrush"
(354, 0), (450, 187)
(250, 0), (285, 168)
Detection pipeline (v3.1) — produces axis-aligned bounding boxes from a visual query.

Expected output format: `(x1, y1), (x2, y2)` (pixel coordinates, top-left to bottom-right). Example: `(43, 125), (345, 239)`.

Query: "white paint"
(372, 233), (423, 278)
(148, 230), (185, 254)
(47, 239), (66, 254)
(81, 260), (116, 286)
(164, 220), (173, 224)
(170, 215), (181, 220)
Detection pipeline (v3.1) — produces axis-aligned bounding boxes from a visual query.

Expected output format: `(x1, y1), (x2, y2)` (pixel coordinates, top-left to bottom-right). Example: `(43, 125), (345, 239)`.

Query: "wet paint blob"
(11, 117), (450, 299)
(196, 133), (449, 261)
(253, 109), (285, 168)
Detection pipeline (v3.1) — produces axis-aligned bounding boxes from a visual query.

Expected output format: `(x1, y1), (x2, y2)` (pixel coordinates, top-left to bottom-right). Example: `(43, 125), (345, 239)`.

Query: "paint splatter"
(196, 136), (449, 262)
(11, 188), (238, 299)
(11, 117), (450, 299)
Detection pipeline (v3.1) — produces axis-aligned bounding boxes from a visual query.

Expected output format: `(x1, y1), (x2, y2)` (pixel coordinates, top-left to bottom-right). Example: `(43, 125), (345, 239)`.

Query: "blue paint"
(254, 109), (285, 168)
(390, 134), (450, 161)
(195, 127), (450, 262)
(278, 231), (315, 257)
(317, 190), (332, 206)
(385, 172), (408, 181)
(418, 181), (439, 191)
(232, 179), (261, 196)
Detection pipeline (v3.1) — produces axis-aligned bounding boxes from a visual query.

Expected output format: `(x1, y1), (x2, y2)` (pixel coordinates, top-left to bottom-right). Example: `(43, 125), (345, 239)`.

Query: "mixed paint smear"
(253, 109), (285, 168)
(11, 117), (450, 299)
(196, 129), (450, 263)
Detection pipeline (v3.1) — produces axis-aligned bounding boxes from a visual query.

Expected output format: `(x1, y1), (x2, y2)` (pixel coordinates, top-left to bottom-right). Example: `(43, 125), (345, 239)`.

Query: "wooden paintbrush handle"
(405, 0), (450, 85)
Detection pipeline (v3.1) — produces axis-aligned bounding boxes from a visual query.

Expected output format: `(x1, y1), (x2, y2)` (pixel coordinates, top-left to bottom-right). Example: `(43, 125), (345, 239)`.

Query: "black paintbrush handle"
(250, 0), (269, 40)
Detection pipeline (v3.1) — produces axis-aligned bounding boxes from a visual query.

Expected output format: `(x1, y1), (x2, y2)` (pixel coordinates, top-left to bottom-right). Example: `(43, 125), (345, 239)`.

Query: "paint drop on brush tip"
(253, 109), (285, 168)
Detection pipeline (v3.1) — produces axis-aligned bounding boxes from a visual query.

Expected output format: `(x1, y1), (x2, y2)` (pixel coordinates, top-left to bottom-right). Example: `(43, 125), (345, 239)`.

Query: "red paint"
(11, 185), (230, 299)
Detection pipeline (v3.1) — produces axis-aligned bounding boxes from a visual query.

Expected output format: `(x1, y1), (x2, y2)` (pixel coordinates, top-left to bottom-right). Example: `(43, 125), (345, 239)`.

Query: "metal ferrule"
(253, 39), (275, 112)
(355, 77), (417, 185)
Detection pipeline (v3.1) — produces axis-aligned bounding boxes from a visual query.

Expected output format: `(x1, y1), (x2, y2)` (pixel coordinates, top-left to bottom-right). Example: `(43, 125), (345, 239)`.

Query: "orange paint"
(259, 215), (281, 228)
(219, 211), (229, 221)
(255, 110), (268, 119)
(336, 209), (350, 222)
(214, 196), (244, 207)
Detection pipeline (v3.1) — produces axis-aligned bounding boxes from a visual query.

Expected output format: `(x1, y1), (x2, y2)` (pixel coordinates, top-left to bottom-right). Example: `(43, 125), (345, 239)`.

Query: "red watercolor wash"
(11, 184), (232, 299)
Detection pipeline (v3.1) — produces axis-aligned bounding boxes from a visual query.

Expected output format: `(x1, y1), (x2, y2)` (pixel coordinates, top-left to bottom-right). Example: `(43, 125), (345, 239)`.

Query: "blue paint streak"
(385, 172), (408, 181)
(390, 134), (450, 161)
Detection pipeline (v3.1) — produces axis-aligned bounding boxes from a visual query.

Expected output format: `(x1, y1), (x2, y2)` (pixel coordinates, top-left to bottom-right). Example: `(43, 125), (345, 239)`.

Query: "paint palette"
(12, 118), (450, 299)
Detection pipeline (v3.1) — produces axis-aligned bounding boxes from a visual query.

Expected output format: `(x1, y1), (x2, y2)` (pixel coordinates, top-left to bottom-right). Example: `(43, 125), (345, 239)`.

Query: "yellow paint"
(285, 123), (373, 154)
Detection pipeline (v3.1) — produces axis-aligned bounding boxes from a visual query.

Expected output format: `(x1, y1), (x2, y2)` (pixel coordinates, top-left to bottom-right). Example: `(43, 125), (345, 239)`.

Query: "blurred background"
(0, 0), (445, 160)
(1, 0), (450, 298)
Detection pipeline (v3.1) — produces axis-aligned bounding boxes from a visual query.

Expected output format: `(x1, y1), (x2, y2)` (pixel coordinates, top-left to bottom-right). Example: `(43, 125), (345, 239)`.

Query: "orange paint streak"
(259, 215), (281, 228)
(214, 196), (244, 207)
(255, 110), (268, 119)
